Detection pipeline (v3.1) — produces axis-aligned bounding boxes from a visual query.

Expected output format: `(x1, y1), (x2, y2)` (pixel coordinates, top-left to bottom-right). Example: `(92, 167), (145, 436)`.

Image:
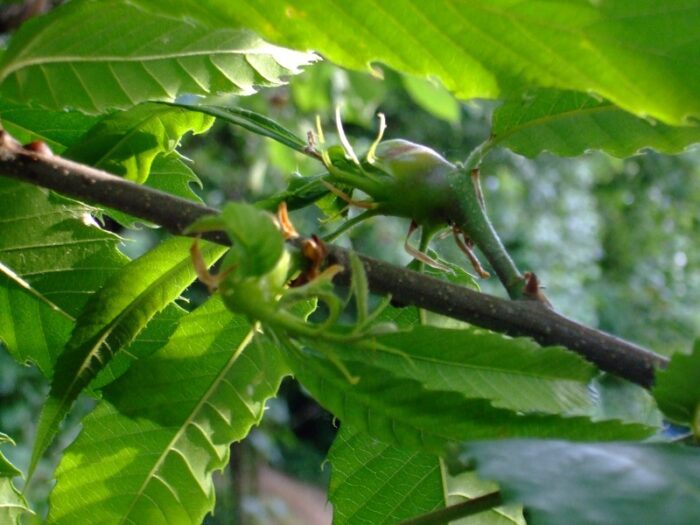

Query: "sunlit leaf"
(64, 103), (214, 184)
(0, 433), (34, 525)
(48, 297), (289, 525)
(30, 237), (226, 475)
(200, 0), (700, 125)
(0, 0), (318, 114)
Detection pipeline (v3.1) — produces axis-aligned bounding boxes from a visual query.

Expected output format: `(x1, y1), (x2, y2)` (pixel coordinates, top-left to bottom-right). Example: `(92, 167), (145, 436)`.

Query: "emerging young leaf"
(30, 237), (226, 475)
(0, 433), (34, 525)
(0, 0), (318, 114)
(64, 103), (214, 184)
(491, 89), (700, 158)
(48, 297), (289, 525)
(653, 342), (700, 431)
(459, 440), (700, 525)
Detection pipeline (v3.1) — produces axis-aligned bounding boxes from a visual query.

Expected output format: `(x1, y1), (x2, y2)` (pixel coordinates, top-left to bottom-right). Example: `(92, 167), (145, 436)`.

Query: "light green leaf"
(164, 101), (308, 153)
(359, 325), (598, 415)
(64, 103), (214, 184)
(30, 236), (226, 474)
(0, 97), (99, 153)
(0, 433), (34, 525)
(0, 0), (318, 114)
(460, 440), (700, 525)
(0, 179), (125, 375)
(445, 469), (524, 525)
(200, 0), (700, 125)
(48, 296), (289, 525)
(491, 90), (700, 158)
(402, 75), (460, 124)
(328, 425), (443, 525)
(287, 347), (653, 455)
(653, 342), (700, 428)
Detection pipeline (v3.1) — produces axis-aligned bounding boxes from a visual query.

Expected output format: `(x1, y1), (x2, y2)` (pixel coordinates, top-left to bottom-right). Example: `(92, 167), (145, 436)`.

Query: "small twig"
(0, 133), (668, 387)
(397, 491), (503, 525)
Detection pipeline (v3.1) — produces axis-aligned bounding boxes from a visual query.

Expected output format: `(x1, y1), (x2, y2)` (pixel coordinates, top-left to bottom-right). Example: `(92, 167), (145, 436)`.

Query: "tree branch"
(0, 132), (668, 387)
(397, 491), (503, 525)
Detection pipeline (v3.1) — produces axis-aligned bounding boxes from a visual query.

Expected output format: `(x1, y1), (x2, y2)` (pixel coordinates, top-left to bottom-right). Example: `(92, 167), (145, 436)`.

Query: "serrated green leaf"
(653, 342), (700, 428)
(460, 440), (700, 525)
(30, 236), (226, 475)
(287, 347), (653, 455)
(359, 325), (598, 415)
(402, 75), (460, 124)
(0, 433), (34, 524)
(106, 154), (205, 227)
(64, 103), (214, 184)
(0, 97), (99, 153)
(165, 101), (308, 153)
(48, 296), (289, 525)
(329, 425), (443, 525)
(491, 89), (700, 158)
(200, 0), (700, 125)
(0, 0), (318, 114)
(0, 179), (125, 374)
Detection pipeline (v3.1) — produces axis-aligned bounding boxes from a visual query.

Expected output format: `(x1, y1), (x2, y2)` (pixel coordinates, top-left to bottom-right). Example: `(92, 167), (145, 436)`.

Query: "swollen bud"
(372, 139), (455, 181)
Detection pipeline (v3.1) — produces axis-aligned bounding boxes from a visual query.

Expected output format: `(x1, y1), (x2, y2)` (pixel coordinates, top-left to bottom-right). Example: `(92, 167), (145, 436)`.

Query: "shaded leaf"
(0, 0), (318, 114)
(0, 179), (125, 374)
(64, 103), (214, 184)
(48, 297), (289, 525)
(30, 237), (226, 474)
(202, 0), (700, 125)
(445, 470), (524, 525)
(287, 346), (653, 455)
(0, 97), (99, 153)
(491, 90), (700, 158)
(329, 425), (443, 525)
(357, 325), (598, 415)
(165, 101), (308, 153)
(653, 342), (700, 428)
(106, 154), (205, 227)
(460, 440), (700, 525)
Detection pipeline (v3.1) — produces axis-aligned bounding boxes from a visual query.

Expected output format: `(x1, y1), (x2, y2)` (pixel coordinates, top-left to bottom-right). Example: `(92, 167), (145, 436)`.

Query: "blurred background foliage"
(3, 60), (700, 523)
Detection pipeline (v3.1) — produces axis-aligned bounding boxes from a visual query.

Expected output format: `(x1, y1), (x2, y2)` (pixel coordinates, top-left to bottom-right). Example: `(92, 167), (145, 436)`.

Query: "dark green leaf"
(460, 440), (700, 525)
(329, 425), (443, 525)
(164, 101), (308, 153)
(287, 347), (652, 455)
(491, 90), (700, 158)
(653, 342), (700, 427)
(0, 179), (125, 374)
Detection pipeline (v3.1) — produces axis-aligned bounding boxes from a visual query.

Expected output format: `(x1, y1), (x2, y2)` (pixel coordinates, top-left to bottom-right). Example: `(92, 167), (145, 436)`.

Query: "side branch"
(0, 133), (667, 387)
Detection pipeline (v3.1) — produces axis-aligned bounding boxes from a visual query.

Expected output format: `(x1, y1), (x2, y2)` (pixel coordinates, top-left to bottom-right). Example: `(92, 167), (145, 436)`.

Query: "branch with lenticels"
(0, 131), (667, 388)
